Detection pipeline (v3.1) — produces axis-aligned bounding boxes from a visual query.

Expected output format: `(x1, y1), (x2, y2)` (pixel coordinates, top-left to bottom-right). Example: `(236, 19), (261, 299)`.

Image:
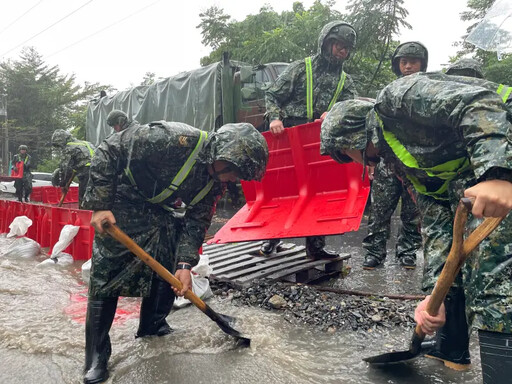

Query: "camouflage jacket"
(12, 153), (32, 180)
(265, 21), (357, 123)
(83, 122), (224, 297)
(372, 72), (512, 199)
(372, 73), (512, 332)
(58, 140), (95, 185)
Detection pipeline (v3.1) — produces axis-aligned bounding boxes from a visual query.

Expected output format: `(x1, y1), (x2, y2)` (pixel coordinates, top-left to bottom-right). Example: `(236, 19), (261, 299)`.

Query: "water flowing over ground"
(0, 201), (483, 384)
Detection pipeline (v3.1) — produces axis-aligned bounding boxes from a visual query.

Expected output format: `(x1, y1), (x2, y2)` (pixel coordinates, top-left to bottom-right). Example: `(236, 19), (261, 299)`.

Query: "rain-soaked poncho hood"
(319, 21), (356, 62)
(51, 129), (74, 148)
(199, 123), (269, 181)
(321, 99), (375, 161)
(445, 58), (484, 79)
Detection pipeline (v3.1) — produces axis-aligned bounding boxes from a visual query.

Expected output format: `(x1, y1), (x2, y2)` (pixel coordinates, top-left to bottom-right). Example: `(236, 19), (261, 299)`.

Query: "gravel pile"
(212, 280), (418, 333)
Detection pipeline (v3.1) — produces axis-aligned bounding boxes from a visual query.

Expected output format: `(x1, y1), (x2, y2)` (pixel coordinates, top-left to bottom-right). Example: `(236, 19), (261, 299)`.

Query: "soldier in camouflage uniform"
(81, 111), (268, 384)
(361, 42), (426, 270)
(261, 20), (357, 258)
(51, 129), (95, 208)
(321, 74), (512, 383)
(12, 145), (32, 202)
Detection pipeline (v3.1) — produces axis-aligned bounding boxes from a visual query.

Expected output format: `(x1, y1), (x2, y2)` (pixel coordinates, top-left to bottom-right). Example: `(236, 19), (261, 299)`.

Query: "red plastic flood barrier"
(0, 199), (94, 260)
(211, 121), (370, 243)
(34, 186), (79, 204)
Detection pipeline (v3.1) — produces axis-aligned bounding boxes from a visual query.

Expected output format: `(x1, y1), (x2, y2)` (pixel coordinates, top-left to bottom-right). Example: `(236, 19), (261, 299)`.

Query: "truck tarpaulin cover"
(86, 62), (223, 145)
(211, 121), (371, 243)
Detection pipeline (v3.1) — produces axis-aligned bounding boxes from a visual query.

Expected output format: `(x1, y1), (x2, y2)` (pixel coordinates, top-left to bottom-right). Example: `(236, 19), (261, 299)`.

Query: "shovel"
(102, 222), (251, 347)
(57, 170), (77, 207)
(364, 197), (504, 365)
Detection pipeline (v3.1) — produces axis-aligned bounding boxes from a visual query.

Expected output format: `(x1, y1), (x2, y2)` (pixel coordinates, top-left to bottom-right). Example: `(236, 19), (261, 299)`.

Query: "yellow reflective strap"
(67, 141), (95, 157)
(305, 57), (314, 120)
(406, 174), (449, 201)
(497, 84), (512, 103)
(376, 113), (469, 198)
(124, 167), (137, 186)
(147, 130), (208, 204)
(188, 179), (214, 208)
(327, 71), (347, 112)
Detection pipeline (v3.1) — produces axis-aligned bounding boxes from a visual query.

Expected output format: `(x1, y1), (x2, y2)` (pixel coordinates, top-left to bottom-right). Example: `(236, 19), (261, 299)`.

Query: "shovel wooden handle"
(58, 170), (77, 207)
(416, 198), (504, 338)
(102, 222), (208, 312)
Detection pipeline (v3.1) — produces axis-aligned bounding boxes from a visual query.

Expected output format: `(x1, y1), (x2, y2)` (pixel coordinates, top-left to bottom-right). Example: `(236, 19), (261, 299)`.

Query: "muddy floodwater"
(0, 199), (483, 384)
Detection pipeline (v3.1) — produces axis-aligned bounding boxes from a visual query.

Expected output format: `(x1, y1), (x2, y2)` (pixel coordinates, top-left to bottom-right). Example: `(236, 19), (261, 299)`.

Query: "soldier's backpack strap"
(305, 56), (347, 121)
(124, 130), (214, 210)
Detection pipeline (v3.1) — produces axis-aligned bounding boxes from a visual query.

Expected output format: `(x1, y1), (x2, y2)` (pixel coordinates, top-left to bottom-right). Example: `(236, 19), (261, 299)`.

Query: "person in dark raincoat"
(362, 41), (426, 270)
(321, 74), (512, 383)
(12, 144), (32, 202)
(261, 20), (357, 259)
(81, 109), (268, 384)
(51, 129), (95, 207)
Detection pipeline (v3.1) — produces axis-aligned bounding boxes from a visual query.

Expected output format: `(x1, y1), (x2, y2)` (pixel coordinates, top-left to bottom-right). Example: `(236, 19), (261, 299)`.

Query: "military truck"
(85, 53), (288, 145)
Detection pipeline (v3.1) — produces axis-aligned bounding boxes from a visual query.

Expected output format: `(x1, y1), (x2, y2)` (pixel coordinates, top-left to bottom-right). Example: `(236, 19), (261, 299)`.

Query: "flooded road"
(0, 199), (483, 384)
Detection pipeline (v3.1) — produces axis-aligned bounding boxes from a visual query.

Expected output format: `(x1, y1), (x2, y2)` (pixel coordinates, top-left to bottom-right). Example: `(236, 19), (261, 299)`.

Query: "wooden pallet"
(202, 241), (350, 287)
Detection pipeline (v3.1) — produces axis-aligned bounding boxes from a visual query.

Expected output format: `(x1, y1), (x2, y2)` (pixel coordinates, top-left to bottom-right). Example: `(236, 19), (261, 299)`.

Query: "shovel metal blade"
(204, 304), (251, 347)
(363, 339), (436, 366)
(363, 350), (420, 365)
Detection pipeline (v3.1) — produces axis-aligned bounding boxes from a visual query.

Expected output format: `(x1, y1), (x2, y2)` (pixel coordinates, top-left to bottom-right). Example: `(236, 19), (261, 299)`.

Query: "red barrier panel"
(0, 161), (23, 182)
(0, 199), (93, 260)
(30, 187), (44, 202)
(211, 121), (370, 243)
(39, 186), (79, 204)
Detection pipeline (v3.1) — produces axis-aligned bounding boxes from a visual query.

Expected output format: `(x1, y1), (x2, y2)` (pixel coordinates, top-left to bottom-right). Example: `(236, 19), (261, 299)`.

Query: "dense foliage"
(0, 47), (107, 169)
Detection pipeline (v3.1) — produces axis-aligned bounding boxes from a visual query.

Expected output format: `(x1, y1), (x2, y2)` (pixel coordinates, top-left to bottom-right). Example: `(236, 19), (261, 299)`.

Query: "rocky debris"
(211, 280), (418, 332)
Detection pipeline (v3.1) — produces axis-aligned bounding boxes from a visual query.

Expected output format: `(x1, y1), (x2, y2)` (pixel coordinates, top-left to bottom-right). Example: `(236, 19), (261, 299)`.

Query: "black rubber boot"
(362, 255), (384, 270)
(306, 236), (339, 260)
(478, 330), (512, 384)
(260, 239), (280, 255)
(398, 255), (416, 269)
(424, 288), (471, 370)
(84, 297), (118, 384)
(136, 278), (175, 338)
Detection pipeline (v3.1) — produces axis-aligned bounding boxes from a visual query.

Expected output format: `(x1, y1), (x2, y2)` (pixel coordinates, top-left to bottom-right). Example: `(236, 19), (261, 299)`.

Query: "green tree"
(197, 0), (411, 96)
(0, 47), (105, 168)
(197, 1), (342, 66)
(346, 0), (411, 96)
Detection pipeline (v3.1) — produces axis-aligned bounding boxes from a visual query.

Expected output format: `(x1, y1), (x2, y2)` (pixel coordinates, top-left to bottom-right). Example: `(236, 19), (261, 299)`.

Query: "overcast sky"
(0, 0), (471, 91)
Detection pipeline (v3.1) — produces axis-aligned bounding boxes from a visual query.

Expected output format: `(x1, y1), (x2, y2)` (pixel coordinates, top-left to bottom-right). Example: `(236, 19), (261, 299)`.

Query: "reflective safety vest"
(67, 141), (95, 167)
(376, 114), (470, 200)
(124, 130), (214, 213)
(304, 57), (347, 121)
(497, 84), (512, 103)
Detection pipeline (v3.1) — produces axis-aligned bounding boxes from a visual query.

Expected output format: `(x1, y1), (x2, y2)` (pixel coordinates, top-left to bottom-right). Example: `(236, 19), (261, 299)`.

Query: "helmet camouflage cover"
(321, 99), (375, 163)
(391, 41), (429, 76)
(106, 109), (130, 128)
(18, 145), (28, 151)
(319, 21), (357, 62)
(445, 58), (484, 79)
(205, 123), (269, 181)
(51, 129), (73, 148)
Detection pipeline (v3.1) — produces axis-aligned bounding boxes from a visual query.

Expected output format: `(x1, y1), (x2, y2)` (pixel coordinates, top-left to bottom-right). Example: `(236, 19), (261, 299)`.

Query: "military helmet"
(51, 129), (73, 148)
(391, 41), (428, 76)
(325, 23), (357, 49)
(445, 58), (484, 79)
(208, 123), (269, 181)
(18, 145), (28, 151)
(321, 99), (375, 162)
(106, 109), (130, 129)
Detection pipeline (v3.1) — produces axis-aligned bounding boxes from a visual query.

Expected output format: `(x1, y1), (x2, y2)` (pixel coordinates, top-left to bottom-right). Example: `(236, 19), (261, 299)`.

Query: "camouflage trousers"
(362, 162), (422, 261)
(14, 175), (32, 200)
(89, 204), (181, 299)
(418, 189), (512, 333)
